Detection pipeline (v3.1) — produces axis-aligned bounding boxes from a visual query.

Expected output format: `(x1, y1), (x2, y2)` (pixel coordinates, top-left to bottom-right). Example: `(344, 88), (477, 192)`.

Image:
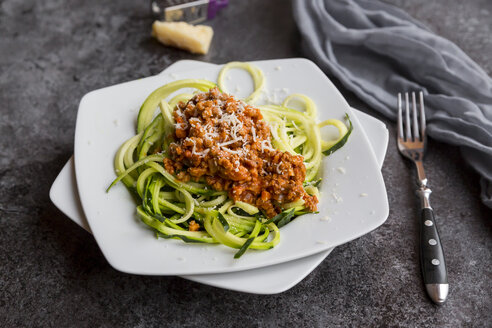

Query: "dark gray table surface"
(1, 0), (491, 327)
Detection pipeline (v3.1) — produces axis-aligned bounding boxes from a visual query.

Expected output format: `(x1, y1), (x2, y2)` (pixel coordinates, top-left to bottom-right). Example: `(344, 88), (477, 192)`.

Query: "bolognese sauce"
(164, 88), (318, 218)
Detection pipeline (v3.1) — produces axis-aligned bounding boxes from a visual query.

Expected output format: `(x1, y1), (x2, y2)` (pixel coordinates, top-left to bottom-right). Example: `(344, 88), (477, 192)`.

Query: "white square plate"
(51, 57), (388, 294)
(74, 58), (389, 275)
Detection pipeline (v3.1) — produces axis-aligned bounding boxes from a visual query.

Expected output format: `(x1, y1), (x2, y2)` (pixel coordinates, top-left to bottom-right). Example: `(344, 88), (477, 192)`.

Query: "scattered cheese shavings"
(251, 125), (257, 142)
(218, 139), (239, 147)
(337, 167), (346, 174)
(222, 147), (243, 155)
(260, 139), (275, 152)
(276, 162), (283, 174)
(320, 216), (332, 222)
(331, 192), (343, 203)
(274, 66), (282, 71)
(316, 240), (328, 244)
(360, 193), (368, 197)
(113, 120), (120, 127)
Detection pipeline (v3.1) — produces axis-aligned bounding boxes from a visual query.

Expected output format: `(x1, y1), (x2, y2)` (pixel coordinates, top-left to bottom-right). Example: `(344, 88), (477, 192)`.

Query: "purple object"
(207, 0), (228, 19)
(152, 0), (228, 24)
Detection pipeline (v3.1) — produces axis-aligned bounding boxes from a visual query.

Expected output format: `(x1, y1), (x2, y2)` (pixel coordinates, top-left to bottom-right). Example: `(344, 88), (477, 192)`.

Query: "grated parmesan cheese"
(251, 126), (257, 142)
(331, 192), (343, 203)
(175, 122), (188, 129)
(222, 147), (243, 155)
(337, 167), (346, 174)
(260, 139), (275, 152)
(276, 162), (283, 174)
(218, 139), (239, 147)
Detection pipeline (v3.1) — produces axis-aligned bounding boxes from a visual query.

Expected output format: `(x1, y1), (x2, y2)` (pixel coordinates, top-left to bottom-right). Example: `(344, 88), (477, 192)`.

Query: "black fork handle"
(419, 206), (448, 304)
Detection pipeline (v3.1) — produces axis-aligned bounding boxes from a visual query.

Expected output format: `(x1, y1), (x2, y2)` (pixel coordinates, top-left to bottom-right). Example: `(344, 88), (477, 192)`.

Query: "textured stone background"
(0, 0), (491, 327)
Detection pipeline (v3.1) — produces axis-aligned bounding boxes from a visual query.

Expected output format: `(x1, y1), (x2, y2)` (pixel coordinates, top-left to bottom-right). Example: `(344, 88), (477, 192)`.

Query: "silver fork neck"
(416, 187), (432, 209)
(414, 160), (431, 209)
(414, 160), (427, 188)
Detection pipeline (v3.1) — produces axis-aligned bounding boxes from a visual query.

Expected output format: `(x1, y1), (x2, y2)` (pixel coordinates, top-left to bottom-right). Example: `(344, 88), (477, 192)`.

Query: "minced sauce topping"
(164, 88), (318, 218)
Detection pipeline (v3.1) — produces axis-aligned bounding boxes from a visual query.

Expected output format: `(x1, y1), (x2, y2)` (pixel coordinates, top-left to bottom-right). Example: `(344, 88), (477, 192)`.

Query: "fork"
(397, 92), (448, 305)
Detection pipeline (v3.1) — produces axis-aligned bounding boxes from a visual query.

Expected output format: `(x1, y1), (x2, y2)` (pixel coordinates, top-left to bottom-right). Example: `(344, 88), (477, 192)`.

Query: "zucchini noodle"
(217, 61), (265, 104)
(108, 62), (352, 258)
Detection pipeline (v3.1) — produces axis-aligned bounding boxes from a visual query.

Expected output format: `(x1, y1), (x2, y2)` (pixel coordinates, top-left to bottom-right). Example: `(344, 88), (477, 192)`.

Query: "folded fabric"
(293, 0), (492, 208)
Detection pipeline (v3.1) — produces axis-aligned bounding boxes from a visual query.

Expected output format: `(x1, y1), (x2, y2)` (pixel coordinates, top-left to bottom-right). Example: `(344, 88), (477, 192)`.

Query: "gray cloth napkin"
(293, 0), (492, 208)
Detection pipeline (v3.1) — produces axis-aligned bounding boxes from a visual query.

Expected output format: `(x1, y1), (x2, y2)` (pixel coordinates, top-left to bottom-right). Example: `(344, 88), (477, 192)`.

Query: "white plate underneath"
(73, 58), (389, 275)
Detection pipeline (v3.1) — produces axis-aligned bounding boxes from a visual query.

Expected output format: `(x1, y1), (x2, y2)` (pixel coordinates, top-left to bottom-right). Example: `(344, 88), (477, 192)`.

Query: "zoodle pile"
(107, 62), (352, 258)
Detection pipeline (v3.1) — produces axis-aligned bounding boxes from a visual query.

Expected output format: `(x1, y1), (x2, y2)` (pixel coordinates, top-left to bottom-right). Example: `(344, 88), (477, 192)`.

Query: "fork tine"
(397, 93), (403, 139)
(412, 92), (420, 141)
(405, 93), (411, 141)
(419, 91), (426, 137)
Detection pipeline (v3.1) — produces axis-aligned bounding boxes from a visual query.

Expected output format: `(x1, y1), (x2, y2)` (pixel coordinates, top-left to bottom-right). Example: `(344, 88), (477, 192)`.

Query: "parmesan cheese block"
(152, 21), (213, 55)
